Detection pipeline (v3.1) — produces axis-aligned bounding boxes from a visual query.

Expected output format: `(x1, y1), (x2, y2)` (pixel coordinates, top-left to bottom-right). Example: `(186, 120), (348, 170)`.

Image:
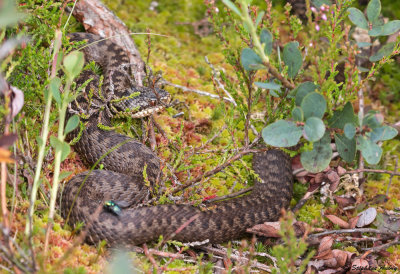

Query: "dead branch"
(198, 245), (272, 272)
(308, 228), (398, 239)
(345, 169), (400, 177)
(71, 0), (146, 84)
(163, 80), (235, 104)
(204, 56), (237, 106)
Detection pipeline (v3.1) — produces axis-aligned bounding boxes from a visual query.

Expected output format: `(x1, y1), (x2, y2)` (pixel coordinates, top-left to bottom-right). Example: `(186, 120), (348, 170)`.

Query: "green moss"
(297, 201), (324, 225)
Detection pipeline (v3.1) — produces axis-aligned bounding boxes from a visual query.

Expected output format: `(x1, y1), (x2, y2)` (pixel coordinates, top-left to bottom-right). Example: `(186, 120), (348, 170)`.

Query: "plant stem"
(25, 30), (62, 235)
(44, 81), (71, 254)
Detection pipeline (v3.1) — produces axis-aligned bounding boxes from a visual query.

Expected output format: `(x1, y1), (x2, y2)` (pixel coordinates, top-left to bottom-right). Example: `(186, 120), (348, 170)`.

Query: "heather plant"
(220, 0), (399, 173)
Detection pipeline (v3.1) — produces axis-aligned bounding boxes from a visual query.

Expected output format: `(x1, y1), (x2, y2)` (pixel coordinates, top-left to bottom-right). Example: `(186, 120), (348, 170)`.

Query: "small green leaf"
(260, 29), (273, 55)
(311, 0), (332, 8)
(367, 0), (381, 23)
(347, 8), (368, 30)
(303, 117), (325, 142)
(292, 107), (304, 122)
(255, 11), (265, 28)
(363, 111), (383, 128)
(262, 120), (302, 147)
(369, 125), (398, 142)
(357, 136), (382, 165)
(344, 123), (356, 139)
(241, 48), (263, 71)
(301, 132), (332, 173)
(50, 136), (71, 162)
(357, 42), (372, 48)
(59, 171), (73, 181)
(300, 92), (326, 119)
(328, 102), (358, 129)
(293, 81), (318, 105)
(221, 0), (242, 17)
(50, 77), (62, 105)
(65, 115), (80, 136)
(255, 81), (281, 90)
(369, 42), (396, 62)
(36, 136), (43, 147)
(63, 50), (84, 80)
(335, 133), (356, 163)
(369, 20), (400, 36)
(283, 41), (302, 79)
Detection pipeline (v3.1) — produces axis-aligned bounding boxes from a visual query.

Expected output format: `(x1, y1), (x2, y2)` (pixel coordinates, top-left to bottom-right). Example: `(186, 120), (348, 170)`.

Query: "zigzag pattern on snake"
(61, 33), (294, 246)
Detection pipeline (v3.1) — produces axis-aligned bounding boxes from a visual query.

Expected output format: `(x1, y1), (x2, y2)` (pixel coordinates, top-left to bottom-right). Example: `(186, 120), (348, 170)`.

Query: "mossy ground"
(3, 0), (400, 272)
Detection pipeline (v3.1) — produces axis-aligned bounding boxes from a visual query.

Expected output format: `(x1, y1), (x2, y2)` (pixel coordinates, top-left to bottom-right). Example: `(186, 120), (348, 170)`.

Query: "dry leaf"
(348, 216), (360, 229)
(356, 208), (377, 227)
(246, 221), (281, 238)
(0, 147), (14, 163)
(337, 166), (347, 176)
(334, 196), (356, 208)
(332, 249), (348, 267)
(0, 133), (17, 147)
(315, 236), (333, 259)
(327, 172), (340, 191)
(325, 215), (349, 228)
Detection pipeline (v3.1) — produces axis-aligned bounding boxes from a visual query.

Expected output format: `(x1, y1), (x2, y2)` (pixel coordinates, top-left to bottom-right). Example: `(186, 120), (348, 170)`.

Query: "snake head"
(111, 86), (170, 118)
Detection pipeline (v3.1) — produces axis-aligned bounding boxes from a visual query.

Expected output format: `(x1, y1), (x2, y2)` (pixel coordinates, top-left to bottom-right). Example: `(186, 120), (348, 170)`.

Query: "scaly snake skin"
(61, 33), (293, 246)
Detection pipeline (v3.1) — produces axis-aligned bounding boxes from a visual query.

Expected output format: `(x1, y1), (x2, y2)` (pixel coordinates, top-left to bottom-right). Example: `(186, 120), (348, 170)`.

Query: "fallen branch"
(204, 56), (237, 106)
(198, 245), (271, 272)
(163, 80), (235, 104)
(345, 168), (400, 177)
(308, 228), (398, 239)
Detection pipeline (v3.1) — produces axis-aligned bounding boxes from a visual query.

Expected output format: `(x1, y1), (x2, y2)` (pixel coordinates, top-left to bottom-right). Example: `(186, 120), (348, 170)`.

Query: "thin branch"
(361, 238), (400, 253)
(163, 80), (235, 104)
(345, 169), (400, 177)
(204, 56), (237, 106)
(198, 245), (271, 272)
(308, 228), (397, 239)
(206, 187), (252, 203)
(171, 149), (254, 195)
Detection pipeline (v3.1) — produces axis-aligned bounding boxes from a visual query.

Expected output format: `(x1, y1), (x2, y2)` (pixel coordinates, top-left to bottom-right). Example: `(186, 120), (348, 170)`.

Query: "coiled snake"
(61, 33), (294, 246)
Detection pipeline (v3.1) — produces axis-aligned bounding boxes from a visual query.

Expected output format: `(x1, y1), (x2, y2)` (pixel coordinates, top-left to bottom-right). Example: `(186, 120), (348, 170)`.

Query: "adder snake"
(61, 33), (293, 245)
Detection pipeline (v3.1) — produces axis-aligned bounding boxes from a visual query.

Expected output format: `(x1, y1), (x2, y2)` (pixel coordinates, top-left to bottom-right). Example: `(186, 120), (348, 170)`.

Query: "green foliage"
(282, 41), (302, 79)
(224, 0), (399, 172)
(271, 212), (314, 273)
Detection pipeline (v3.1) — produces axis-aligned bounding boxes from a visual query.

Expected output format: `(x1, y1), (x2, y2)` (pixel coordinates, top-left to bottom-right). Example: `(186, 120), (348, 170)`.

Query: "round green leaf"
(301, 133), (332, 173)
(363, 112), (384, 128)
(255, 81), (281, 90)
(303, 117), (325, 142)
(300, 92), (326, 119)
(241, 48), (263, 71)
(293, 81), (319, 106)
(328, 102), (358, 129)
(357, 136), (382, 165)
(367, 0), (381, 23)
(347, 8), (368, 30)
(344, 123), (356, 139)
(283, 41), (302, 79)
(64, 50), (84, 80)
(369, 20), (400, 37)
(292, 107), (304, 122)
(65, 115), (80, 136)
(260, 29), (273, 55)
(262, 120), (302, 147)
(335, 133), (356, 163)
(50, 77), (62, 105)
(369, 125), (398, 142)
(311, 0), (332, 8)
(369, 42), (396, 62)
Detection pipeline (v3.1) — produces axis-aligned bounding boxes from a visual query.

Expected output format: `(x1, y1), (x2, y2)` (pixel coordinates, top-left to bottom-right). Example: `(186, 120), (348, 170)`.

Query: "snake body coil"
(62, 33), (293, 246)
